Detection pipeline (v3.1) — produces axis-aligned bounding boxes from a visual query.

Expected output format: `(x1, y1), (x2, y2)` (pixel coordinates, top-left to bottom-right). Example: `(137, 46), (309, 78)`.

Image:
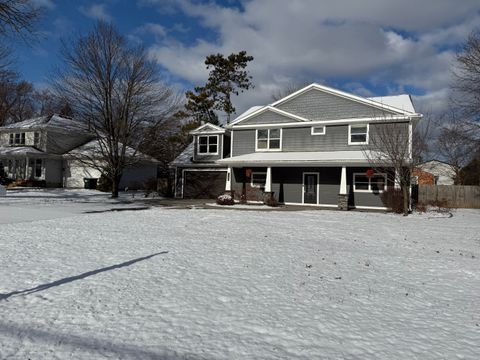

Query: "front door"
(303, 173), (318, 204)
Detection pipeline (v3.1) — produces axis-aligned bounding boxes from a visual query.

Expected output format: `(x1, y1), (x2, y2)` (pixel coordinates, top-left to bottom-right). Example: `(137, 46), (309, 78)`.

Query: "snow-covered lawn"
(0, 190), (479, 359)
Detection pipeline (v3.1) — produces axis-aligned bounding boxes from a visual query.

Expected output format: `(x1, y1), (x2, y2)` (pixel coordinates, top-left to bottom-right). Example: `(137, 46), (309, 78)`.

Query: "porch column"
(225, 166), (232, 191)
(338, 166), (349, 210)
(25, 156), (29, 180)
(394, 169), (401, 189)
(265, 166), (272, 193)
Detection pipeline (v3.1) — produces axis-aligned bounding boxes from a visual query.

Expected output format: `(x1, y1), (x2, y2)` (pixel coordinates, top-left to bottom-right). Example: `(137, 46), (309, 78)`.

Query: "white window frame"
(250, 172), (267, 188)
(353, 172), (387, 193)
(197, 135), (219, 155)
(255, 128), (282, 151)
(311, 126), (326, 135)
(348, 124), (369, 145)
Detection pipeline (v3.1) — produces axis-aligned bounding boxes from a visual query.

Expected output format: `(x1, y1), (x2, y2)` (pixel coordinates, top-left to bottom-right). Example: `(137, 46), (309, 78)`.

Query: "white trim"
(181, 168), (228, 198)
(225, 167), (232, 191)
(231, 115), (414, 129)
(265, 166), (272, 193)
(230, 131), (234, 158)
(284, 202), (337, 208)
(255, 128), (282, 152)
(270, 83), (418, 116)
(250, 171), (267, 188)
(190, 122), (225, 135)
(220, 134), (224, 159)
(339, 166), (347, 195)
(353, 172), (387, 193)
(230, 105), (310, 126)
(354, 205), (388, 210)
(302, 172), (320, 205)
(408, 121), (413, 160)
(311, 126), (326, 135)
(197, 134), (219, 155)
(348, 124), (369, 145)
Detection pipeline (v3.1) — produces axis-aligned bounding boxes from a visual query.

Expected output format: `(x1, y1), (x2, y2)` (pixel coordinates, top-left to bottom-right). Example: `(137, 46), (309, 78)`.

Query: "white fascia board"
(271, 83), (420, 116)
(232, 115), (415, 129)
(229, 106), (309, 127)
(190, 123), (226, 135)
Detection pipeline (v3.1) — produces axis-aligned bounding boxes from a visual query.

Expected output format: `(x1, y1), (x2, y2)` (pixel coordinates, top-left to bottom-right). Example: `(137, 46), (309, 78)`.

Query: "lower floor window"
(353, 173), (387, 192)
(251, 172), (267, 188)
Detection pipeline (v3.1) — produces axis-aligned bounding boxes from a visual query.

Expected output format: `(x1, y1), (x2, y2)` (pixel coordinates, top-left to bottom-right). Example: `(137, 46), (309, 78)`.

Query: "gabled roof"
(1, 114), (90, 133)
(230, 83), (421, 127)
(65, 139), (158, 162)
(189, 122), (226, 135)
(230, 106), (310, 126)
(272, 83), (418, 116)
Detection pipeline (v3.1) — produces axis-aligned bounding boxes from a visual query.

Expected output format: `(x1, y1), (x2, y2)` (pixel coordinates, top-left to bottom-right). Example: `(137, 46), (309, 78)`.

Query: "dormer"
(189, 123), (230, 162)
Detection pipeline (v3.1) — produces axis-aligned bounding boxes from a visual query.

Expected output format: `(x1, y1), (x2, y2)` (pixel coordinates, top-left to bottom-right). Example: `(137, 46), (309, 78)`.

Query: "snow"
(368, 95), (416, 114)
(0, 190), (479, 359)
(2, 114), (89, 133)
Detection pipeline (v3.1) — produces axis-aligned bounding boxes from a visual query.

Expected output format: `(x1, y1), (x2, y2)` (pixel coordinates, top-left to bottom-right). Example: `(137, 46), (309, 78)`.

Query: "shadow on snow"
(0, 252), (168, 301)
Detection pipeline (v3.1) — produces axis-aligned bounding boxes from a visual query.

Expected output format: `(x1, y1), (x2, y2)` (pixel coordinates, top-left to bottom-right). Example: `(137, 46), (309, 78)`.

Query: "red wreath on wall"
(365, 169), (375, 178)
(245, 168), (252, 178)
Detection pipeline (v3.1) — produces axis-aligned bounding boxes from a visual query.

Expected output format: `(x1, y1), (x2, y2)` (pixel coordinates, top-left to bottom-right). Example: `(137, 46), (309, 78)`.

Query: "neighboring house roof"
(65, 139), (159, 163)
(217, 150), (386, 166)
(1, 114), (89, 134)
(416, 160), (456, 185)
(0, 146), (47, 157)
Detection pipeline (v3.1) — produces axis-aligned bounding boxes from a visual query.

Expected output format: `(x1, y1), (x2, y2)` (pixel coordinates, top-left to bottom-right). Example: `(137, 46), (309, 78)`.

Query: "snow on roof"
(66, 139), (158, 162)
(368, 95), (416, 114)
(0, 146), (45, 157)
(1, 115), (90, 133)
(170, 142), (194, 166)
(217, 150), (386, 165)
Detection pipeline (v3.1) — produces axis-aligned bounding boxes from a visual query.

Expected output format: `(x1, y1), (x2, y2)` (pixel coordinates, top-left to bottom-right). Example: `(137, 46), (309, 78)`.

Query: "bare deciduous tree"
(54, 21), (178, 198)
(0, 0), (40, 37)
(363, 115), (426, 215)
(271, 82), (309, 101)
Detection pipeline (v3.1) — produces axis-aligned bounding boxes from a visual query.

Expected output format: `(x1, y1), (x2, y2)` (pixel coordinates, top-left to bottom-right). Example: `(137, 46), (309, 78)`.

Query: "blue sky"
(12, 0), (480, 118)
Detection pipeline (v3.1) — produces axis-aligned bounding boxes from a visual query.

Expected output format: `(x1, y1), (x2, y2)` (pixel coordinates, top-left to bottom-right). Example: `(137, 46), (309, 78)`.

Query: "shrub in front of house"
(380, 188), (404, 213)
(216, 194), (235, 205)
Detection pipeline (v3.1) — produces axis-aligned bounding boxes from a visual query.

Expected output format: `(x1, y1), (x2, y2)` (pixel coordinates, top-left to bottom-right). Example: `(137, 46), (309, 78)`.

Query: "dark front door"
(303, 173), (318, 204)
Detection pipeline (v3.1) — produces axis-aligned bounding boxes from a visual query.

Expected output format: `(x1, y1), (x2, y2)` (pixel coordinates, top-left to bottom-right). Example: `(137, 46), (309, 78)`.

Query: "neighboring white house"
(417, 160), (456, 185)
(0, 114), (158, 189)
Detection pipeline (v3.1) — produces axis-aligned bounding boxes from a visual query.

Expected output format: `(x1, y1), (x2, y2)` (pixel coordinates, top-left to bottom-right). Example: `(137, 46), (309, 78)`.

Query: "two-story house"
(172, 83), (422, 210)
(0, 114), (159, 189)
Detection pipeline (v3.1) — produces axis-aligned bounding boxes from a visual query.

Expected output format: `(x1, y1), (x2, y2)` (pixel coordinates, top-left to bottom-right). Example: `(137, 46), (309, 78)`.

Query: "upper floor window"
(348, 124), (369, 145)
(198, 135), (218, 155)
(9, 132), (26, 145)
(256, 128), (281, 151)
(311, 126), (326, 135)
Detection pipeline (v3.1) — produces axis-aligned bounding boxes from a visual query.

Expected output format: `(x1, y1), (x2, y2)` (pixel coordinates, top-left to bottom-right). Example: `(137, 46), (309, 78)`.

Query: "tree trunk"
(111, 174), (122, 198)
(402, 184), (409, 216)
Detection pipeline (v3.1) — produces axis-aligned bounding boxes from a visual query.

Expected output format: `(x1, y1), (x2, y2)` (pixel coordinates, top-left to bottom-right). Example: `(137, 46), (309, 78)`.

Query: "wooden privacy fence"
(416, 185), (480, 208)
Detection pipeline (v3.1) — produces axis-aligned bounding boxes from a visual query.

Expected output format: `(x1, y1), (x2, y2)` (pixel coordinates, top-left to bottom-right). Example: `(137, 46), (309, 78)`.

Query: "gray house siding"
(239, 109), (301, 125)
(44, 158), (63, 187)
(232, 130), (256, 156)
(276, 88), (397, 120)
(231, 123), (409, 155)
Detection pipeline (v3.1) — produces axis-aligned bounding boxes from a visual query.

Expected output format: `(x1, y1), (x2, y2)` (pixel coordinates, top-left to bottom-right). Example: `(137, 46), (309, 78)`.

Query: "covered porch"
(218, 151), (396, 210)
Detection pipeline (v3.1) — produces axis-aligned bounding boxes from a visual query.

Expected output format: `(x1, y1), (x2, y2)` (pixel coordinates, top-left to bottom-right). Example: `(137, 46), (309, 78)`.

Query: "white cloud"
(80, 3), (112, 22)
(145, 0), (480, 116)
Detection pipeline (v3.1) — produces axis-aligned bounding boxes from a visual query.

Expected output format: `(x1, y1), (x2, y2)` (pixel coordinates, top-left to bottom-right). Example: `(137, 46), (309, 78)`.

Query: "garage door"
(184, 171), (227, 199)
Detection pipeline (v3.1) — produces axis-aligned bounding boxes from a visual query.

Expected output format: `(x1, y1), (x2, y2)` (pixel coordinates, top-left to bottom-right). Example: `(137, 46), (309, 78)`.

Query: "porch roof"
(0, 146), (45, 157)
(217, 151), (384, 166)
